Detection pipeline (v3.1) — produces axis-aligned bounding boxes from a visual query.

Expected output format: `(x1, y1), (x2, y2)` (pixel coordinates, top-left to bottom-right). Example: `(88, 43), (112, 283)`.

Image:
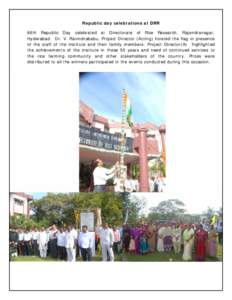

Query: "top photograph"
(79, 72), (166, 193)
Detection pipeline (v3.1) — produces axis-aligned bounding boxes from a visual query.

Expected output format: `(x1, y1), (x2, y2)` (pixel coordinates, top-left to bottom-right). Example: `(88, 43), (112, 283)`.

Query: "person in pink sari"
(208, 225), (217, 258)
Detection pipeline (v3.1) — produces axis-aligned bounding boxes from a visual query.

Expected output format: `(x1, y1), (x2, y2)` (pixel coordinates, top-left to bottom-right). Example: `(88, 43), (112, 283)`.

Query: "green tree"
(122, 193), (145, 224)
(10, 215), (38, 229)
(30, 192), (123, 227)
(147, 199), (186, 222)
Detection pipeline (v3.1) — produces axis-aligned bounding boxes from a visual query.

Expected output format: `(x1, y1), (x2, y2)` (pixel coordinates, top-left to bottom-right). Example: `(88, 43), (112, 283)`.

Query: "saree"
(195, 229), (208, 261)
(157, 227), (164, 252)
(208, 230), (217, 257)
(163, 226), (173, 252)
(172, 227), (181, 254)
(182, 229), (194, 261)
(146, 224), (156, 252)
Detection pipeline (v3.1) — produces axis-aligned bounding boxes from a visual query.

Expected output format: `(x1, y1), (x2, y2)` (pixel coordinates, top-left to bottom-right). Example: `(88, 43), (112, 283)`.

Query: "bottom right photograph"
(121, 193), (222, 262)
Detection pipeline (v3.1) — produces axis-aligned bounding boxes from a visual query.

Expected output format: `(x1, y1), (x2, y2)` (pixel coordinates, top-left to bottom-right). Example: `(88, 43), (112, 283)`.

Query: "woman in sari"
(195, 224), (208, 261)
(139, 233), (149, 254)
(208, 225), (217, 258)
(182, 224), (194, 261)
(157, 225), (164, 252)
(172, 224), (182, 254)
(146, 223), (156, 252)
(163, 224), (173, 252)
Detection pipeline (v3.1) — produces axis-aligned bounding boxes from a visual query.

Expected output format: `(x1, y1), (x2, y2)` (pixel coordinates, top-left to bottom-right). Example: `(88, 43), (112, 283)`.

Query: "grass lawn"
(10, 244), (222, 262)
(11, 253), (123, 262)
(124, 244), (223, 262)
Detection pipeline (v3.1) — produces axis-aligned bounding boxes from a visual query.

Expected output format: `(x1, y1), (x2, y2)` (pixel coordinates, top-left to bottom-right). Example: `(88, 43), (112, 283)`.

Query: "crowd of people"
(122, 220), (223, 261)
(10, 219), (222, 262)
(93, 158), (166, 192)
(9, 223), (122, 262)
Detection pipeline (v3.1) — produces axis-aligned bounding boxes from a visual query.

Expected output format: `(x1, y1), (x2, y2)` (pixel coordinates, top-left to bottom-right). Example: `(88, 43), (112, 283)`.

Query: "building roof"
(93, 114), (109, 127)
(11, 192), (33, 201)
(135, 122), (159, 131)
(80, 100), (94, 124)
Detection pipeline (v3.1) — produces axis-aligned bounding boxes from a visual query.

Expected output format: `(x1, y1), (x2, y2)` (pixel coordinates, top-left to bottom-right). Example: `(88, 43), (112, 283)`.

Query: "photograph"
(9, 192), (222, 263)
(79, 72), (166, 193)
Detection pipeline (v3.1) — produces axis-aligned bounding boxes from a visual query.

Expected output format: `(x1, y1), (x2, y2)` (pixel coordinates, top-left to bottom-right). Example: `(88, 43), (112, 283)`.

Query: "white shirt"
(65, 231), (75, 248)
(124, 179), (133, 192)
(49, 229), (57, 240)
(70, 228), (78, 240)
(38, 231), (48, 246)
(24, 232), (32, 241)
(78, 231), (93, 249)
(31, 231), (39, 240)
(131, 179), (139, 192)
(18, 232), (24, 241)
(113, 177), (123, 192)
(97, 227), (114, 245)
(57, 231), (66, 247)
(93, 166), (115, 186)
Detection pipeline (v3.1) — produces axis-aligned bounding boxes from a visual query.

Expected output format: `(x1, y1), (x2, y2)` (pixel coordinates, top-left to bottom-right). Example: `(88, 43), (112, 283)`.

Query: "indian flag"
(123, 90), (133, 127)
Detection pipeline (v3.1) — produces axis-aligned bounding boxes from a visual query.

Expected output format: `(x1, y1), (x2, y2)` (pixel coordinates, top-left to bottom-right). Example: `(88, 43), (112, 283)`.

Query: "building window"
(14, 199), (24, 206)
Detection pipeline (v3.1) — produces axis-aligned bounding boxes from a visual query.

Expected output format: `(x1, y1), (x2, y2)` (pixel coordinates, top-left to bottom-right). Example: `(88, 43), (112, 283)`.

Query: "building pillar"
(138, 128), (149, 192)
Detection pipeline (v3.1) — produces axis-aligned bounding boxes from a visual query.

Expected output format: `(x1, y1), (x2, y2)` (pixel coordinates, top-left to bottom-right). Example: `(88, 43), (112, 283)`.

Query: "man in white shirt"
(23, 229), (32, 256)
(97, 223), (114, 261)
(38, 227), (49, 258)
(31, 227), (39, 256)
(57, 227), (66, 260)
(70, 225), (78, 259)
(78, 225), (93, 261)
(93, 159), (118, 192)
(65, 226), (76, 262)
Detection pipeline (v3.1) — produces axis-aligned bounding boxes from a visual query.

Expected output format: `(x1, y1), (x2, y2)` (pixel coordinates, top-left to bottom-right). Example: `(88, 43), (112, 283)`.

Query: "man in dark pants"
(17, 228), (25, 256)
(78, 225), (93, 261)
(49, 224), (58, 258)
(31, 227), (39, 256)
(23, 229), (32, 256)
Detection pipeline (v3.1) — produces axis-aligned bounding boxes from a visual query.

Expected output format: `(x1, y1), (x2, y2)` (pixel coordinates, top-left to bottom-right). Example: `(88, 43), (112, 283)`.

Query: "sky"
(130, 193), (222, 215)
(29, 192), (221, 215)
(79, 72), (166, 125)
(29, 192), (47, 199)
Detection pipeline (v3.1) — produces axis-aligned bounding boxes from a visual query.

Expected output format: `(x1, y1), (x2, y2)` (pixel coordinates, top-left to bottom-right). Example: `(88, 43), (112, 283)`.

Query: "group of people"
(10, 223), (122, 262)
(121, 220), (222, 261)
(93, 158), (165, 192)
(10, 219), (222, 262)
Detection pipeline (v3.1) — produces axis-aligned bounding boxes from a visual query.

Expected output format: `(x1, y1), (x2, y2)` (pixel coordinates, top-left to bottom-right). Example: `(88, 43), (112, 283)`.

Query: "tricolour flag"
(123, 90), (133, 127)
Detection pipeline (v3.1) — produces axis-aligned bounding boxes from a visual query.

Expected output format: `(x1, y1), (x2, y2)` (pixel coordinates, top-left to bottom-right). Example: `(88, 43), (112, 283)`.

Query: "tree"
(30, 192), (123, 226)
(10, 215), (38, 229)
(147, 199), (186, 222)
(122, 193), (145, 224)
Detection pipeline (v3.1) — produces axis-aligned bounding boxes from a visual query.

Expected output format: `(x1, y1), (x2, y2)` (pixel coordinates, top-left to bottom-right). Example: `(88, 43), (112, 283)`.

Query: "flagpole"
(119, 89), (127, 191)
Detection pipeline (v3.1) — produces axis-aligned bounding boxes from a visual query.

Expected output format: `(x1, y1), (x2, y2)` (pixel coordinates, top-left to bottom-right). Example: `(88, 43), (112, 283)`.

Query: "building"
(79, 100), (166, 192)
(10, 192), (33, 216)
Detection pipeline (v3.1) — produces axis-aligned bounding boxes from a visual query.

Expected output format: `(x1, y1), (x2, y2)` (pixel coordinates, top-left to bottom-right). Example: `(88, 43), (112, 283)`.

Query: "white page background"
(0, 0), (229, 296)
